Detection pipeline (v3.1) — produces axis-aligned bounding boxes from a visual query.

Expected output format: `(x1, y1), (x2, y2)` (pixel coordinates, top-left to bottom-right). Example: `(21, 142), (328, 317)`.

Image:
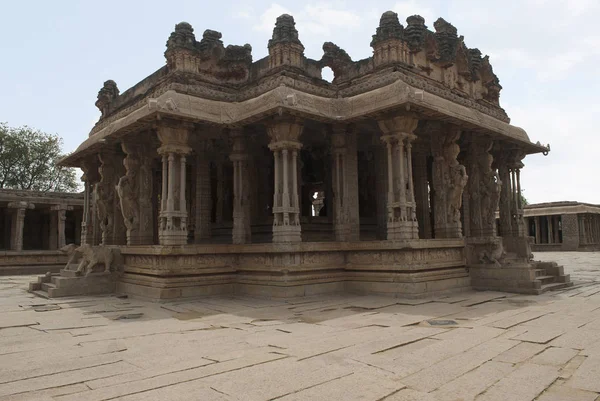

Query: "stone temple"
(50, 11), (572, 300)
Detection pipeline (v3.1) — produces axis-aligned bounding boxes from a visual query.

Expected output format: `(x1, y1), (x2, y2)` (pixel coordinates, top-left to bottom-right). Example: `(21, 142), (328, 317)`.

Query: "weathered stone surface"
(475, 363), (559, 401)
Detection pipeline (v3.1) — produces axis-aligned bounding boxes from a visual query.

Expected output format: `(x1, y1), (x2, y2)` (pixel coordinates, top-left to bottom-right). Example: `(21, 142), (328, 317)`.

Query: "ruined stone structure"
(524, 202), (600, 251)
(0, 189), (83, 274)
(55, 12), (570, 299)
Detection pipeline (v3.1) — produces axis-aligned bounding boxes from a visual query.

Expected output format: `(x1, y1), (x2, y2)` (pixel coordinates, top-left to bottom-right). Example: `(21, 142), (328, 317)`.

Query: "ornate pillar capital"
(266, 117), (304, 150)
(377, 113), (419, 136)
(156, 120), (193, 155)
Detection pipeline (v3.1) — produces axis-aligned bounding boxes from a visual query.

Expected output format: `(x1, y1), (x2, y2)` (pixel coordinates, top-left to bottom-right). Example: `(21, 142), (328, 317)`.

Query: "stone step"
(59, 269), (81, 278)
(534, 269), (546, 277)
(41, 282), (57, 292)
(30, 290), (50, 299)
(28, 282), (42, 291)
(536, 275), (556, 285)
(556, 274), (571, 283)
(540, 282), (574, 293)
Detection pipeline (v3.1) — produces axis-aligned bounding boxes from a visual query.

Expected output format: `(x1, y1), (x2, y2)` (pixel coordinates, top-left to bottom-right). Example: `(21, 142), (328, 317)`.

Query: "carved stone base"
(387, 221), (419, 240)
(272, 225), (302, 243)
(465, 236), (505, 266)
(159, 229), (188, 246)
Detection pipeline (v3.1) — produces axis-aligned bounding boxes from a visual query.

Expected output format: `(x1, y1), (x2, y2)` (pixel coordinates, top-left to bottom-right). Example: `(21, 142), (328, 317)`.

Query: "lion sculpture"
(59, 243), (116, 276)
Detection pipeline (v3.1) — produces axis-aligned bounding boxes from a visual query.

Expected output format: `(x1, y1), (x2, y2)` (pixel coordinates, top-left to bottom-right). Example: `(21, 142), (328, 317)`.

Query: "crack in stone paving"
(0, 360), (125, 385)
(270, 372), (355, 400)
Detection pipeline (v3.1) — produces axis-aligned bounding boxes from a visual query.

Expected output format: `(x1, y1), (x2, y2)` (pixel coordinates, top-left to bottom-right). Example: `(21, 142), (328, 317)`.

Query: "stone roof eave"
(62, 79), (548, 166)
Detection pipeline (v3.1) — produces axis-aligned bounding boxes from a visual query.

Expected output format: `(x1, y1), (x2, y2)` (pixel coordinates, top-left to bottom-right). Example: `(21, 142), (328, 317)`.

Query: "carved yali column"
(7, 201), (33, 251)
(465, 138), (500, 238)
(230, 129), (252, 244)
(377, 114), (419, 240)
(266, 118), (303, 243)
(96, 151), (126, 246)
(429, 123), (467, 238)
(80, 158), (100, 245)
(117, 141), (154, 245)
(194, 140), (212, 242)
(331, 125), (360, 242)
(157, 122), (192, 245)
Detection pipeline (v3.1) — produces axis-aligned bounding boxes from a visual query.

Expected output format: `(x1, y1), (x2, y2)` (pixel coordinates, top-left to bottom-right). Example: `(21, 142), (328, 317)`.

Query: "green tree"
(521, 189), (529, 206)
(0, 122), (78, 192)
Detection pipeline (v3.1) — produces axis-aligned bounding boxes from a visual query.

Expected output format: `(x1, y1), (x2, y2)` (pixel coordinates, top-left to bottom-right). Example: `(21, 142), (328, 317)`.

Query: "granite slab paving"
(0, 252), (599, 400)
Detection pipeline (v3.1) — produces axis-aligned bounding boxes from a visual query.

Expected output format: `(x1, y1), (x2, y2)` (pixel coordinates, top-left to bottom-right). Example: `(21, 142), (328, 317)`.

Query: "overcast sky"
(1, 0), (598, 204)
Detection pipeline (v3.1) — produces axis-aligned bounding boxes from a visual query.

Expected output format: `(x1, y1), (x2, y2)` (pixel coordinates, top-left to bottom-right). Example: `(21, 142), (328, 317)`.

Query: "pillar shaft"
(157, 122), (192, 245)
(267, 119), (303, 243)
(194, 143), (212, 242)
(378, 114), (419, 240)
(231, 129), (251, 244)
(331, 126), (360, 242)
(8, 202), (31, 251)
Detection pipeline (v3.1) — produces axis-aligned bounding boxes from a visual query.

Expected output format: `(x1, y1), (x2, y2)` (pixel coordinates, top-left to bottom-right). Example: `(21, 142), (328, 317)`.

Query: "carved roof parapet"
(268, 14), (303, 48)
(371, 11), (404, 46)
(92, 12), (507, 128)
(95, 80), (120, 118)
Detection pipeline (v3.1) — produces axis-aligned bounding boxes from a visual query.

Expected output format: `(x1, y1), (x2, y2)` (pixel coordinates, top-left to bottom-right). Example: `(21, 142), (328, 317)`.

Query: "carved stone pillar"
(412, 149), (432, 239)
(509, 153), (527, 237)
(51, 205), (69, 249)
(157, 121), (192, 245)
(8, 201), (32, 251)
(377, 114), (419, 240)
(97, 151), (126, 246)
(194, 140), (212, 242)
(497, 155), (513, 237)
(117, 141), (154, 245)
(466, 138), (500, 238)
(266, 119), (303, 243)
(230, 129), (252, 244)
(547, 216), (554, 244)
(429, 123), (467, 238)
(331, 125), (360, 242)
(49, 210), (58, 250)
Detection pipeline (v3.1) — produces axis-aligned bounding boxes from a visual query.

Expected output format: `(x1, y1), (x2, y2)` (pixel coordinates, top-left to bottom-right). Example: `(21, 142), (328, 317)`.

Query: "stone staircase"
(29, 268), (116, 298)
(470, 251), (573, 295)
(532, 260), (573, 293)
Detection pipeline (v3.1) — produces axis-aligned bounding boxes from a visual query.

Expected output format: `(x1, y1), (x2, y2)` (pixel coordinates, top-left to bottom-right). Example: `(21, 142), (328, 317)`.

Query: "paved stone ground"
(1, 252), (600, 401)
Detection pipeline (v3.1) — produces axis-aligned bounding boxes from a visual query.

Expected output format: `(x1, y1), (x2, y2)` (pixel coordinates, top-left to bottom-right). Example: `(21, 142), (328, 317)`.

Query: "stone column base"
(159, 229), (188, 245)
(387, 221), (419, 240)
(272, 225), (301, 243)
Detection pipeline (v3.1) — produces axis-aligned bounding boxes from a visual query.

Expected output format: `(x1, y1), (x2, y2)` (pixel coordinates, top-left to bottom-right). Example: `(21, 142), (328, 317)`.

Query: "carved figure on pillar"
(97, 151), (126, 245)
(377, 114), (420, 240)
(266, 118), (303, 243)
(157, 121), (192, 245)
(429, 123), (467, 238)
(117, 141), (154, 245)
(80, 158), (100, 245)
(479, 144), (501, 237)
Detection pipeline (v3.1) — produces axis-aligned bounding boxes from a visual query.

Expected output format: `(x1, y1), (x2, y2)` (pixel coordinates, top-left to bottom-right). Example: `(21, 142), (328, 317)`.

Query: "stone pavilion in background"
(52, 11), (572, 299)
